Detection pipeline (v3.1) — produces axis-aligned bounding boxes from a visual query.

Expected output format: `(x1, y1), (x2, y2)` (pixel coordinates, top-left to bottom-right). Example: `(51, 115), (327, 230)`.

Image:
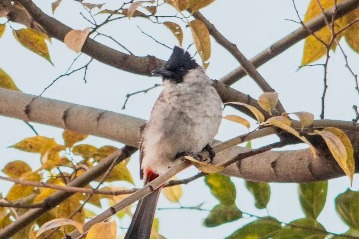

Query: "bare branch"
(219, 0), (359, 85)
(192, 12), (286, 115)
(13, 0), (165, 76)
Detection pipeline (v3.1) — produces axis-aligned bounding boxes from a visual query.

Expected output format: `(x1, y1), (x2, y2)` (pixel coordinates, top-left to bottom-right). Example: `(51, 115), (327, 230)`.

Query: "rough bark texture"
(1, 88), (359, 183)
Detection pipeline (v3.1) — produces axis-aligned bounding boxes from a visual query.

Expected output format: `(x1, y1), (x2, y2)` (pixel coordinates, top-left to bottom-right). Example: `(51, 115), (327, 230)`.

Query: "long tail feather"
(125, 187), (162, 239)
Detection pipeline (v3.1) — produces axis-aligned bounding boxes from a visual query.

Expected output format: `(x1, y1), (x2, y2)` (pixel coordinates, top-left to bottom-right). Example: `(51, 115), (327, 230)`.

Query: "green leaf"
(226, 218), (281, 239)
(245, 181), (271, 209)
(13, 28), (52, 64)
(205, 174), (236, 205)
(335, 189), (359, 230)
(272, 218), (326, 239)
(298, 181), (327, 219)
(204, 204), (241, 227)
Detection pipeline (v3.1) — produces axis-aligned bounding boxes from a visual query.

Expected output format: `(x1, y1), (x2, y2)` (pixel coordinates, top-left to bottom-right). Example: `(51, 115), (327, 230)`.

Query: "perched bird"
(125, 46), (222, 239)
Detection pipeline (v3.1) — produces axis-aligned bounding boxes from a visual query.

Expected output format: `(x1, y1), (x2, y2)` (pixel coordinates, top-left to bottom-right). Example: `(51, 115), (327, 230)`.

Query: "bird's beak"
(151, 68), (173, 78)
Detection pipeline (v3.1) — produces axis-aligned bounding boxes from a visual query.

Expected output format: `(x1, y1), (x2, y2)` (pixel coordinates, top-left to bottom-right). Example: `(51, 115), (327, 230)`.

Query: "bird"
(125, 46), (223, 239)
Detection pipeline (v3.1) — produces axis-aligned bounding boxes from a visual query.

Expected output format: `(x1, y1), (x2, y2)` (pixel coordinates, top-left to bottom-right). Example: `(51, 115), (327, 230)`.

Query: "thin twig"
(137, 26), (172, 50)
(122, 83), (162, 109)
(219, 0), (359, 85)
(192, 12), (286, 115)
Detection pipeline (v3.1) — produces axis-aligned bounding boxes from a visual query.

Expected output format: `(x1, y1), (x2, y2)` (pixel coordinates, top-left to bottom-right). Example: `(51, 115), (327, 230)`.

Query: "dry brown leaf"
(258, 92), (278, 115)
(64, 27), (91, 53)
(36, 218), (83, 237)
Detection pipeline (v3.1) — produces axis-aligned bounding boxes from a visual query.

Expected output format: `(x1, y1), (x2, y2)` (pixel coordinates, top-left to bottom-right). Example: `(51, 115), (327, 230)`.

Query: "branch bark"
(219, 0), (359, 85)
(0, 146), (137, 239)
(1, 88), (359, 184)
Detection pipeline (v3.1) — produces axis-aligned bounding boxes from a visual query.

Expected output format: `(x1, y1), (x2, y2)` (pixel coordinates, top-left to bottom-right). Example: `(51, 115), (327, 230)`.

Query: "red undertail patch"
(145, 168), (159, 183)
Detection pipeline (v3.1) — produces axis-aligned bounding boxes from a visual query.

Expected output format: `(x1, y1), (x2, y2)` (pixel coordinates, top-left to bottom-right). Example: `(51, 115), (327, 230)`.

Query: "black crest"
(164, 46), (198, 74)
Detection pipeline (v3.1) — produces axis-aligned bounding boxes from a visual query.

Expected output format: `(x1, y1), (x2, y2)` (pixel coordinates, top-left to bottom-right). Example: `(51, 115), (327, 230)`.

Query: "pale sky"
(1, 0), (359, 238)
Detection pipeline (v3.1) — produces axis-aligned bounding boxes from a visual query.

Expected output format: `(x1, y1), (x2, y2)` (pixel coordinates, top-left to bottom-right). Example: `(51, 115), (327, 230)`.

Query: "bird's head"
(151, 46), (199, 83)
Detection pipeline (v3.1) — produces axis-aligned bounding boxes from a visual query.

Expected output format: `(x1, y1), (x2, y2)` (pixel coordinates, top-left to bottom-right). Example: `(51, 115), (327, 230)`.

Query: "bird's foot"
(175, 145), (215, 164)
(175, 151), (205, 162)
(202, 144), (215, 163)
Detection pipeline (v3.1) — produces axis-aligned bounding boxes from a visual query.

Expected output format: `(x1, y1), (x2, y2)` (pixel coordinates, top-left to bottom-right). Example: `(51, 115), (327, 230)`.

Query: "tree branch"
(12, 0), (165, 76)
(192, 11), (286, 114)
(0, 146), (137, 239)
(1, 88), (359, 183)
(219, 0), (359, 85)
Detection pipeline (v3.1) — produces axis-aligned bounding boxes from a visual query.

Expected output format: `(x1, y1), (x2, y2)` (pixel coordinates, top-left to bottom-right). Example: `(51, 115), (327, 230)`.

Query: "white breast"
(141, 69), (222, 175)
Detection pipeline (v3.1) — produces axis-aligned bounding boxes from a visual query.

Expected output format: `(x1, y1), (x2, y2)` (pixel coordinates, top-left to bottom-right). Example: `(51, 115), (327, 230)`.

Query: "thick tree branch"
(1, 88), (359, 184)
(12, 0), (165, 76)
(0, 146), (137, 239)
(219, 0), (359, 85)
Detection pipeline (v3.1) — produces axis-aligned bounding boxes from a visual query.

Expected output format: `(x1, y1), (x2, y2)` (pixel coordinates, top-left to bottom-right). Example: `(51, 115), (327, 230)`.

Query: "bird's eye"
(177, 67), (186, 74)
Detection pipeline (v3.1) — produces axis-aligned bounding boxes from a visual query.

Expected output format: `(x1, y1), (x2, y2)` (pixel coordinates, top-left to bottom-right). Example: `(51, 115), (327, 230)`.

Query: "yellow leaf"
(163, 22), (183, 46)
(301, 0), (344, 65)
(258, 92), (278, 115)
(7, 172), (41, 201)
(57, 194), (85, 223)
(262, 117), (317, 157)
(165, 0), (189, 11)
(188, 0), (215, 13)
(0, 68), (20, 91)
(342, 7), (359, 53)
(86, 221), (116, 239)
(72, 144), (98, 158)
(0, 24), (5, 38)
(224, 115), (250, 129)
(267, 116), (291, 126)
(62, 130), (88, 147)
(315, 127), (355, 182)
(2, 160), (32, 178)
(162, 176), (182, 203)
(184, 156), (224, 173)
(102, 161), (134, 184)
(34, 188), (58, 204)
(41, 145), (67, 170)
(64, 27), (91, 53)
(51, 0), (62, 14)
(36, 218), (83, 237)
(11, 136), (52, 153)
(13, 28), (52, 63)
(94, 145), (119, 160)
(189, 19), (211, 65)
(225, 102), (265, 123)
(288, 111), (314, 130)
